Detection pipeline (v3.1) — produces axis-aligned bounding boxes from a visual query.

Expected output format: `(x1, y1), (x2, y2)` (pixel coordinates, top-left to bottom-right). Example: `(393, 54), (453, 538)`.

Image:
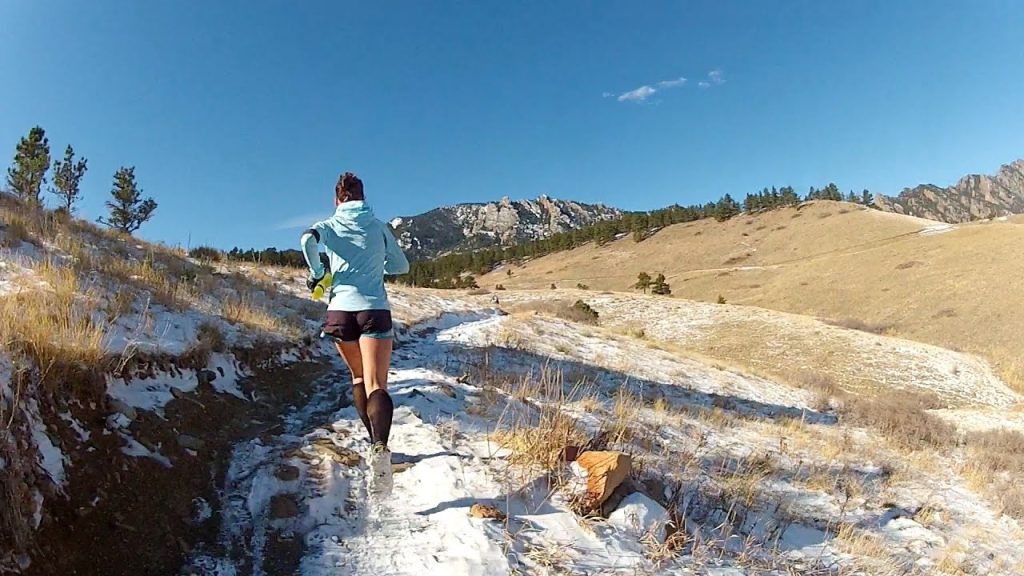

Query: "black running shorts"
(323, 310), (394, 342)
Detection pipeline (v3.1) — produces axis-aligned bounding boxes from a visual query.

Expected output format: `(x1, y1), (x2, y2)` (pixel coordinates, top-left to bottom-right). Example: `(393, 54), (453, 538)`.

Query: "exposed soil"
(24, 355), (340, 576)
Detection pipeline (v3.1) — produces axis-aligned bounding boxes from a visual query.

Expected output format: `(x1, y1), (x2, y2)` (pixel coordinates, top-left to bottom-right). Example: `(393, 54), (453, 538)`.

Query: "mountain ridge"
(390, 194), (622, 260)
(876, 158), (1024, 222)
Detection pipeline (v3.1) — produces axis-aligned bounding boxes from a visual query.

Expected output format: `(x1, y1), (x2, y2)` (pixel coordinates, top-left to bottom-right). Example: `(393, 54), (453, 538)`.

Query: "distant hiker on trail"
(300, 172), (410, 497)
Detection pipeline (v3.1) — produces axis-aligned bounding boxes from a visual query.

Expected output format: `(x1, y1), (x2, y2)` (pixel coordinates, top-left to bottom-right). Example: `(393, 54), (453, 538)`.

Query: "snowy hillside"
(184, 290), (1024, 575)
(4, 195), (1024, 575)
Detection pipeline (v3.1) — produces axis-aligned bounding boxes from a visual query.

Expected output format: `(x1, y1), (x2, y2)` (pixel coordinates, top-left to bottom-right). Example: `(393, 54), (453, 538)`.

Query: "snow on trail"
(184, 299), (1024, 575)
(187, 308), (753, 575)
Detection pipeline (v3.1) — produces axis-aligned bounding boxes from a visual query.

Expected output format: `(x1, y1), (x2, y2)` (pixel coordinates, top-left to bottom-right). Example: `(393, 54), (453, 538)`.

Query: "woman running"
(300, 172), (409, 496)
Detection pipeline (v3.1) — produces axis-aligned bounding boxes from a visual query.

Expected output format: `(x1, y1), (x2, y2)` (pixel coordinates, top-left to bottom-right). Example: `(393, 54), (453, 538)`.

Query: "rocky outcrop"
(389, 195), (622, 260)
(876, 159), (1024, 223)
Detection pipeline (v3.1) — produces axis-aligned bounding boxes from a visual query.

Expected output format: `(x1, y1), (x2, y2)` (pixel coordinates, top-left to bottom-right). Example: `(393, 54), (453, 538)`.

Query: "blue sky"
(2, 1), (1022, 251)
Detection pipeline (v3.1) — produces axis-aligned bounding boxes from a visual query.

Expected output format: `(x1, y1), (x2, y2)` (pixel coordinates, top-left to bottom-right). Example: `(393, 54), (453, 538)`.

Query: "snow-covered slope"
(181, 291), (1024, 575)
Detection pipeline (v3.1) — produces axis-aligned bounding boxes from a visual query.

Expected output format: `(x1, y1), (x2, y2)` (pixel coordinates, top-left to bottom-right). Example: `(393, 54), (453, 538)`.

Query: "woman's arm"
(382, 224), (410, 275)
(300, 226), (326, 278)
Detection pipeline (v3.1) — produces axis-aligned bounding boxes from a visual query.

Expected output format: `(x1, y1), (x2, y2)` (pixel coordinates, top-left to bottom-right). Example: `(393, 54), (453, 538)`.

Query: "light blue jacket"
(301, 201), (409, 311)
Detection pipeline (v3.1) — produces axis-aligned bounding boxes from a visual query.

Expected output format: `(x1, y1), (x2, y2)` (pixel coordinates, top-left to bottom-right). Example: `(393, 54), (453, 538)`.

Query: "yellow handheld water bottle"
(311, 252), (332, 301)
(311, 271), (333, 300)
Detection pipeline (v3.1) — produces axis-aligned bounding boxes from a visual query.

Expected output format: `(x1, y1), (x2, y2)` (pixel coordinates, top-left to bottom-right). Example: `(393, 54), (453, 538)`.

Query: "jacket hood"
(333, 200), (375, 225)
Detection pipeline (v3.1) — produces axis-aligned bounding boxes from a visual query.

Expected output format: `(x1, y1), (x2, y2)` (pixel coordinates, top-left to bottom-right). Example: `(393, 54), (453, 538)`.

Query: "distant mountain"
(390, 195), (623, 260)
(876, 159), (1024, 223)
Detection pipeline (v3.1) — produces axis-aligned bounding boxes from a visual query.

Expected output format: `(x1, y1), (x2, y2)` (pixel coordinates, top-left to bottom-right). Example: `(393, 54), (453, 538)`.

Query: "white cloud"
(708, 69), (725, 85)
(601, 91), (614, 98)
(275, 213), (330, 230)
(657, 77), (687, 88)
(617, 85), (657, 102)
(698, 81), (711, 89)
(615, 75), (687, 103)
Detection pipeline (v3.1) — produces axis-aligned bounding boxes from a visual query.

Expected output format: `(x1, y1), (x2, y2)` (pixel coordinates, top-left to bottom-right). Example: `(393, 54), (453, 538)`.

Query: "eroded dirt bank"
(23, 357), (340, 576)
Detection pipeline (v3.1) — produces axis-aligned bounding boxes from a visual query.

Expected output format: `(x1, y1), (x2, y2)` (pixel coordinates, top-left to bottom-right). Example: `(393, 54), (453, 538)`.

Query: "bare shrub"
(188, 245), (223, 262)
(840, 393), (954, 450)
(197, 321), (227, 353)
(0, 219), (32, 248)
(966, 429), (1024, 475)
(513, 299), (600, 325)
(786, 371), (843, 411)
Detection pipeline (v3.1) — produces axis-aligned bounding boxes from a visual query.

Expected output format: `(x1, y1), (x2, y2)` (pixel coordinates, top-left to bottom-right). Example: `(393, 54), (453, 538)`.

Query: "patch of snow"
(919, 223), (955, 236)
(192, 497), (213, 524)
(28, 401), (68, 487)
(59, 411), (91, 442)
(608, 492), (671, 542)
(106, 352), (247, 412)
(107, 370), (197, 412)
(31, 489), (44, 529)
(119, 433), (172, 467)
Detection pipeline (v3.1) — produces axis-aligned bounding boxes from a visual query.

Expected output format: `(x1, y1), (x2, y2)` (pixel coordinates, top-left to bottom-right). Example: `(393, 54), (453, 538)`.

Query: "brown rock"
(310, 439), (360, 467)
(274, 465), (301, 481)
(470, 503), (506, 521)
(392, 462), (414, 474)
(576, 451), (631, 505)
(270, 494), (300, 519)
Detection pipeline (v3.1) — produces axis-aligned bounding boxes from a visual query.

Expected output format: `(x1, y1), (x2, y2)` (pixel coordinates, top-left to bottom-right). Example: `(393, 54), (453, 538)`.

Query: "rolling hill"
(481, 200), (1024, 383)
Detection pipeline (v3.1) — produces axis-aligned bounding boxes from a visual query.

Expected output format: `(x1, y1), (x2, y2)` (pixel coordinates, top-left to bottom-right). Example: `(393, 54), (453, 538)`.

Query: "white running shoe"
(366, 442), (393, 497)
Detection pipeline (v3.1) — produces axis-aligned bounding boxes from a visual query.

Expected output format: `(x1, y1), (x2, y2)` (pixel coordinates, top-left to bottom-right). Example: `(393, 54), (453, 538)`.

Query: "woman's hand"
(306, 271), (325, 293)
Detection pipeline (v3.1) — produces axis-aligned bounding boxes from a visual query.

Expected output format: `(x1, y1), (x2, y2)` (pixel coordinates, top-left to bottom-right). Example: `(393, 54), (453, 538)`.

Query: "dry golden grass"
(222, 292), (301, 337)
(834, 523), (905, 573)
(960, 429), (1024, 520)
(0, 271), (109, 388)
(482, 200), (1024, 383)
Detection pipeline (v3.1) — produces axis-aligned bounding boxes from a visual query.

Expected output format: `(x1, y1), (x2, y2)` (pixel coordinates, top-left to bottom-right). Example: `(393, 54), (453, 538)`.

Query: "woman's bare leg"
(359, 337), (393, 394)
(335, 340), (372, 439)
(359, 337), (394, 447)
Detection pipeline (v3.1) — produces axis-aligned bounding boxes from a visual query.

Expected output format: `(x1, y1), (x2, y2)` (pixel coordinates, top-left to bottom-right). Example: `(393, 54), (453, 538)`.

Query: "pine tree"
(50, 144), (88, 213)
(102, 166), (157, 234)
(651, 273), (671, 295)
(7, 126), (51, 205)
(714, 194), (740, 221)
(861, 189), (874, 206)
(634, 271), (651, 294)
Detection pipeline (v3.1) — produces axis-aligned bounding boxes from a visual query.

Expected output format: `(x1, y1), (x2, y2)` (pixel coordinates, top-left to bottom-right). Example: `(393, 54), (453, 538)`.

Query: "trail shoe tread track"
(366, 442), (393, 497)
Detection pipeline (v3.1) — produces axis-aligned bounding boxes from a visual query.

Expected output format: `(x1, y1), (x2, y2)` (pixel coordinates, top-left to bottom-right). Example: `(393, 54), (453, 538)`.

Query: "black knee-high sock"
(352, 380), (372, 439)
(366, 389), (394, 447)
